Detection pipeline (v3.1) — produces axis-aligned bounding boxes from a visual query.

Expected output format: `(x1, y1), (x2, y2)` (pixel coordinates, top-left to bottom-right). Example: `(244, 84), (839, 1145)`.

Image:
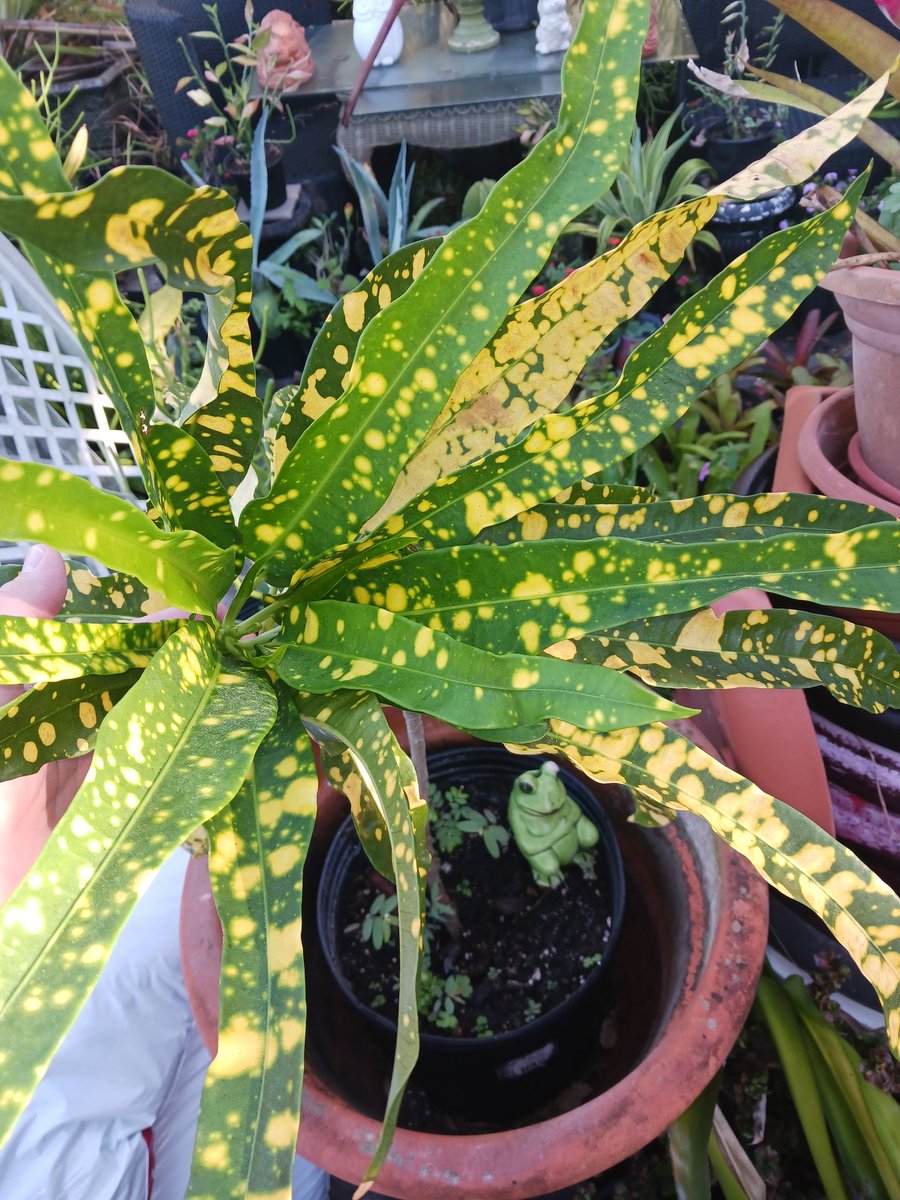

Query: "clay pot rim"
(847, 431), (900, 507)
(298, 815), (767, 1198)
(796, 386), (900, 520)
(821, 261), (900, 304)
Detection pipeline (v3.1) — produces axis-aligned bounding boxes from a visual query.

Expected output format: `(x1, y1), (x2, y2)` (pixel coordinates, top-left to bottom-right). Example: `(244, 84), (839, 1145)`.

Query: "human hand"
(0, 546), (92, 904)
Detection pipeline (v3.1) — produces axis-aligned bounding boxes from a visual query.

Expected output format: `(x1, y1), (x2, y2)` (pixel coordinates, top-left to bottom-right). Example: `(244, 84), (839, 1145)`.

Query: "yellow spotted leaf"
(374, 196), (719, 522)
(274, 599), (690, 738)
(0, 456), (234, 616)
(189, 686), (316, 1200)
(572, 608), (900, 713)
(297, 691), (428, 1189)
(241, 0), (654, 580)
(371, 176), (865, 550)
(0, 670), (143, 781)
(275, 238), (442, 462)
(529, 720), (900, 1053)
(0, 624), (277, 1145)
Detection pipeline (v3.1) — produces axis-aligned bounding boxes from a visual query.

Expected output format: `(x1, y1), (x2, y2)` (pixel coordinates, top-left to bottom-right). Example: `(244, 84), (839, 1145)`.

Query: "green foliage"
(0, 5), (899, 1198)
(568, 108), (718, 262)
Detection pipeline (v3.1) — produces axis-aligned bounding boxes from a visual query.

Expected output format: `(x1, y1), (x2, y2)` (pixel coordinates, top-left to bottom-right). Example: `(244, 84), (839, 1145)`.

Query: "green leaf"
(188, 687), (316, 1200)
(0, 615), (179, 685)
(0, 58), (160, 509)
(60, 566), (166, 621)
(668, 1073), (718, 1200)
(273, 599), (690, 740)
(783, 975), (900, 1195)
(334, 523), (900, 656)
(572, 607), (900, 713)
(0, 457), (234, 616)
(533, 720), (900, 1053)
(0, 670), (142, 781)
(274, 238), (441, 460)
(0, 624), (277, 1144)
(478, 491), (890, 547)
(374, 176), (865, 549)
(144, 423), (239, 553)
(297, 691), (428, 1188)
(376, 196), (719, 521)
(242, 0), (654, 578)
(0, 151), (259, 501)
(754, 973), (850, 1200)
(183, 395), (263, 499)
(766, 0), (900, 102)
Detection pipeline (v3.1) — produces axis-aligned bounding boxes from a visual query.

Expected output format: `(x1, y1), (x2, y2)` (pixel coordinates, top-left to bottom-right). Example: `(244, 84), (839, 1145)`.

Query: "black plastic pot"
(710, 186), (796, 261)
(317, 745), (626, 1122)
(704, 120), (776, 181)
(482, 0), (538, 30)
(224, 143), (287, 212)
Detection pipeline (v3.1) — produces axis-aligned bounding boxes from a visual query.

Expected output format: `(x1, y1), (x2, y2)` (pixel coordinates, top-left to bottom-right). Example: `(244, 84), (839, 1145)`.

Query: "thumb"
(0, 545), (68, 619)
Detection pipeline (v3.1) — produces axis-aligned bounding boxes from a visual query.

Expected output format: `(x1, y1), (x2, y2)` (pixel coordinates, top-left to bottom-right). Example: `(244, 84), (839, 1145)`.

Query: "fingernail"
(22, 545), (47, 573)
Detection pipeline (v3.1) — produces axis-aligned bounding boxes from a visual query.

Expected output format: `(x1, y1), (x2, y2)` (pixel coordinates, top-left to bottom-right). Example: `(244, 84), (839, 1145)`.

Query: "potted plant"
(0, 4), (899, 1198)
(178, 2), (313, 212)
(697, 0), (900, 500)
(687, 0), (785, 178)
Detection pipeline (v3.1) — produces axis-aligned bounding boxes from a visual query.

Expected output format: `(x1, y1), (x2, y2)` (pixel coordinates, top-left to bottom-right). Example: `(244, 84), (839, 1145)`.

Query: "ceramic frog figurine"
(508, 761), (599, 887)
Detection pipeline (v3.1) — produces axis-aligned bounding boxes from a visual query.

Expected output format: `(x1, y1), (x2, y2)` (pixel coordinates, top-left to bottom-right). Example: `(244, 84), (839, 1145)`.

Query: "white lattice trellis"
(0, 233), (143, 566)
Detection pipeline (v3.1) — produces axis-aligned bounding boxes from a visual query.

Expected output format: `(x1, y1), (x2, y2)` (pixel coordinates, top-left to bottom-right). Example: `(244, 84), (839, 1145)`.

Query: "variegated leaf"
(275, 239), (442, 462)
(0, 615), (179, 684)
(528, 720), (900, 1053)
(273, 599), (690, 739)
(183, 395), (263, 499)
(334, 522), (900, 655)
(0, 624), (277, 1143)
(372, 176), (865, 549)
(553, 481), (656, 506)
(766, 0), (900, 103)
(61, 567), (166, 621)
(144, 423), (239, 552)
(478, 491), (890, 547)
(375, 196), (719, 522)
(0, 149), (258, 503)
(0, 457), (234, 615)
(0, 670), (142, 781)
(0, 58), (160, 506)
(571, 608), (900, 713)
(242, 0), (653, 579)
(297, 691), (428, 1188)
(189, 687), (316, 1200)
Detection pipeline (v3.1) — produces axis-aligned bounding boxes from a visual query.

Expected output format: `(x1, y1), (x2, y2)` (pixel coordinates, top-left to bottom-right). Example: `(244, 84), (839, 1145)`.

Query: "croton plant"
(0, 0), (898, 1196)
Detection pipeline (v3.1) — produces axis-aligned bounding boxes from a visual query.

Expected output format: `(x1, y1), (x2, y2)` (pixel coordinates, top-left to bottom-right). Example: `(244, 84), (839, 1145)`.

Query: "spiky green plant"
(0, 3), (899, 1197)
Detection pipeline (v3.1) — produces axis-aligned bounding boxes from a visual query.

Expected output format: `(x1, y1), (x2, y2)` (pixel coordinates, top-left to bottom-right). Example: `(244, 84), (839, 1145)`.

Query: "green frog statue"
(508, 761), (600, 887)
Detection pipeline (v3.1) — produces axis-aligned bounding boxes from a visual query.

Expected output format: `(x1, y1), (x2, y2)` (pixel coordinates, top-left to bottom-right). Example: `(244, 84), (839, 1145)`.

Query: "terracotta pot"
(182, 721), (767, 1199)
(821, 254), (900, 492)
(796, 386), (900, 522)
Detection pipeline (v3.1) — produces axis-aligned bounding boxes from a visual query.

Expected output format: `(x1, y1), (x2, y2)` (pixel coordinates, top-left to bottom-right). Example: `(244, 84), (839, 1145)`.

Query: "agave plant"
(0, 1), (899, 1197)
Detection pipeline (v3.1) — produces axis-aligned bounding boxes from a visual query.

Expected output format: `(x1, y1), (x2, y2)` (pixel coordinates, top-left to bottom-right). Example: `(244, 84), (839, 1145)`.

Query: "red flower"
(607, 236), (621, 246)
(564, 267), (575, 276)
(531, 283), (547, 296)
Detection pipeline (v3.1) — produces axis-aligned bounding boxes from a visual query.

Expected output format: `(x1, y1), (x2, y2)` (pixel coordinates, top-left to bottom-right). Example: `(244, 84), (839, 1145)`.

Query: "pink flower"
(186, 127), (198, 138)
(675, 274), (690, 287)
(564, 267), (575, 276)
(875, 0), (900, 28)
(532, 283), (547, 296)
(256, 10), (314, 95)
(607, 236), (621, 246)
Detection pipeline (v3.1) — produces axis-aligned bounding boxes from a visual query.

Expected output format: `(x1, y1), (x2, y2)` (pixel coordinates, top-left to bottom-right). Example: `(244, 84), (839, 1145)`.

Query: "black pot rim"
(317, 745), (626, 1053)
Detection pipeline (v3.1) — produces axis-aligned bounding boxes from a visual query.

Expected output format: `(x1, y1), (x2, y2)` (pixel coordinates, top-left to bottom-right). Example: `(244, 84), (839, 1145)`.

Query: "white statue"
(535, 0), (572, 53)
(352, 0), (404, 66)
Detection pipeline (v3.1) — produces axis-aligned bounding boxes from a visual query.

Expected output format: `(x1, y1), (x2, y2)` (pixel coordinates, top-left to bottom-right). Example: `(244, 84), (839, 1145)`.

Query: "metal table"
(287, 0), (696, 169)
